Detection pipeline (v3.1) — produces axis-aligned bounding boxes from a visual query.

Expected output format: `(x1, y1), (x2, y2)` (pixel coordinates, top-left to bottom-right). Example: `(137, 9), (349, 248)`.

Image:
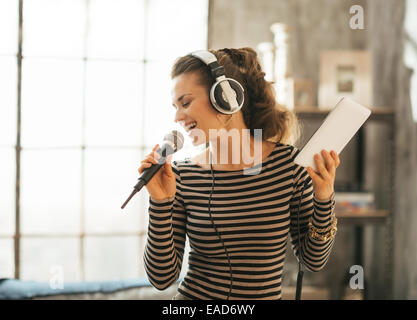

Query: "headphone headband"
(189, 50), (217, 64)
(190, 51), (227, 81)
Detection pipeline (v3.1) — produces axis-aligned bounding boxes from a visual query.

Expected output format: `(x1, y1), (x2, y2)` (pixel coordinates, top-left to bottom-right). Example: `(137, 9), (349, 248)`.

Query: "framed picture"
(281, 78), (315, 110)
(318, 50), (372, 109)
(293, 79), (315, 107)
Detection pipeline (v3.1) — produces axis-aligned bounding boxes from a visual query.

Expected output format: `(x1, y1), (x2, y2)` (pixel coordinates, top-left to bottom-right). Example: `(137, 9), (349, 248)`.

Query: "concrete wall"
(367, 0), (417, 300)
(208, 0), (417, 299)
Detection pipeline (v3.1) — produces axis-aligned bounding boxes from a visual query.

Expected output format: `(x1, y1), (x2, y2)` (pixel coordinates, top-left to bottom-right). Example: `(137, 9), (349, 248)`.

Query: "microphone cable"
(207, 150), (233, 300)
(207, 150), (308, 300)
(295, 178), (309, 300)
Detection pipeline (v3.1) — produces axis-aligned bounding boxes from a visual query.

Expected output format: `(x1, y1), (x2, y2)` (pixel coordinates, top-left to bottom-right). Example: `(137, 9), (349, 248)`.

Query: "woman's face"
(171, 72), (222, 146)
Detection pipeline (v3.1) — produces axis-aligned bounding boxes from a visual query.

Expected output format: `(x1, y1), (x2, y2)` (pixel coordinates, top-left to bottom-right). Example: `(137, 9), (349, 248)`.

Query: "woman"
(139, 48), (340, 300)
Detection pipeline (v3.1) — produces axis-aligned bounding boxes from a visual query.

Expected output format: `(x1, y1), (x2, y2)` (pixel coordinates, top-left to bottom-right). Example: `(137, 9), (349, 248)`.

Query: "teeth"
(186, 121), (197, 131)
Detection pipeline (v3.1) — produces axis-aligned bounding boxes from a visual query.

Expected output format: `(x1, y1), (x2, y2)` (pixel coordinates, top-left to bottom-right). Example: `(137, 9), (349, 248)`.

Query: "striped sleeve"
(143, 161), (187, 290)
(289, 147), (336, 272)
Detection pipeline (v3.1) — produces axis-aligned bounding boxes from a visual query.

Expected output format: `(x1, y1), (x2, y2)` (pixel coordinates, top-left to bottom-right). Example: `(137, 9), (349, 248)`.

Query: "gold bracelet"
(308, 216), (338, 241)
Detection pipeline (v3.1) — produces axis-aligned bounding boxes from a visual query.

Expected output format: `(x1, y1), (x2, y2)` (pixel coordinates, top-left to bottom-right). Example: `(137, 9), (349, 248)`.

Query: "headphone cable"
(295, 178), (309, 300)
(208, 150), (233, 300)
(207, 151), (308, 300)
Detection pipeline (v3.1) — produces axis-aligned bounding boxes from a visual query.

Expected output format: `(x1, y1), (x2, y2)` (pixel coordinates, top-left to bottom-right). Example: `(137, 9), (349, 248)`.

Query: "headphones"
(188, 50), (245, 115)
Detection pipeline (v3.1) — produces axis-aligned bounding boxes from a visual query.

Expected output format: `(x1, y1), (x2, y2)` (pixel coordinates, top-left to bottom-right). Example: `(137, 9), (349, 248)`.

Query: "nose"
(174, 107), (185, 125)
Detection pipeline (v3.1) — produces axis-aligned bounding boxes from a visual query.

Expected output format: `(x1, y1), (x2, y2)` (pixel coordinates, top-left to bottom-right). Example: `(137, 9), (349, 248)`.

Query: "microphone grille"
(164, 130), (184, 152)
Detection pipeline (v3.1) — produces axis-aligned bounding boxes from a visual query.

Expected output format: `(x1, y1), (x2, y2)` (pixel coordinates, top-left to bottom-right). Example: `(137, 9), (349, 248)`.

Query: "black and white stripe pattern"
(144, 142), (336, 300)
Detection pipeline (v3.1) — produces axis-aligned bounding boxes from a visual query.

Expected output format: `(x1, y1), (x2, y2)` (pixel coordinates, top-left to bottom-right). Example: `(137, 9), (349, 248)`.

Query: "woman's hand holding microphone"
(138, 144), (176, 201)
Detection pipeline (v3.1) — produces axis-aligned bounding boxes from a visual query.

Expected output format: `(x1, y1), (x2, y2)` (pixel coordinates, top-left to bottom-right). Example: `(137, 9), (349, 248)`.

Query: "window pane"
(0, 239), (14, 278)
(0, 57), (17, 147)
(21, 237), (80, 282)
(142, 60), (200, 161)
(21, 58), (84, 148)
(21, 149), (81, 234)
(180, 240), (190, 278)
(85, 60), (143, 146)
(23, 0), (86, 58)
(143, 60), (177, 147)
(137, 234), (146, 277)
(405, 0), (417, 122)
(87, 0), (145, 60)
(0, 149), (15, 236)
(84, 236), (139, 281)
(138, 186), (149, 233)
(146, 0), (208, 61)
(0, 0), (18, 55)
(84, 148), (147, 233)
(142, 61), (205, 161)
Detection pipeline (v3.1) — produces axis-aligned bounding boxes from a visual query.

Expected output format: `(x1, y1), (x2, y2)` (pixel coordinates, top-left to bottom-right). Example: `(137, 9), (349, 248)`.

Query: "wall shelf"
(337, 209), (388, 225)
(294, 105), (395, 299)
(294, 106), (394, 121)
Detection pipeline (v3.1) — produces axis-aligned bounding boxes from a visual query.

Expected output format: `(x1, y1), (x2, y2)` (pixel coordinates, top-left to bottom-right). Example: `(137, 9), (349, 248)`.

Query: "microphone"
(121, 130), (184, 209)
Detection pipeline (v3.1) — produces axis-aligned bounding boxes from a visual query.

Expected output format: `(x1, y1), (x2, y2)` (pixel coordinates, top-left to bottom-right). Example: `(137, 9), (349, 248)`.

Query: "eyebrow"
(172, 94), (192, 106)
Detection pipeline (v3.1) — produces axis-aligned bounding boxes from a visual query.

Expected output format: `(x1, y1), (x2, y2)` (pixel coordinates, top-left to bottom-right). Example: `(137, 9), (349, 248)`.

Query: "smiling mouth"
(184, 121), (197, 132)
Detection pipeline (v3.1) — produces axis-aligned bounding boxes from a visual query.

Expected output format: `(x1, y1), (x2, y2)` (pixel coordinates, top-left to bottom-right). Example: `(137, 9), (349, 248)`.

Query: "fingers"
(138, 162), (149, 174)
(138, 144), (161, 174)
(307, 166), (320, 181)
(314, 153), (331, 180)
(138, 144), (175, 175)
(314, 150), (340, 179)
(165, 153), (172, 165)
(151, 144), (162, 163)
(138, 158), (155, 174)
(164, 154), (173, 175)
(320, 150), (336, 176)
(307, 150), (340, 200)
(141, 155), (158, 165)
(330, 150), (340, 168)
(312, 150), (339, 180)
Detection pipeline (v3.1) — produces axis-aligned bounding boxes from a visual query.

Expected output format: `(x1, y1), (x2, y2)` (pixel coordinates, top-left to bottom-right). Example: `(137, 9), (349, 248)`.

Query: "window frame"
(6, 0), (208, 281)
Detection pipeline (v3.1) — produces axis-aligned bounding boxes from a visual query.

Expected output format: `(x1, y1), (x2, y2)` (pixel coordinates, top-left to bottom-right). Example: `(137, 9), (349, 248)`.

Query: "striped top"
(144, 142), (336, 300)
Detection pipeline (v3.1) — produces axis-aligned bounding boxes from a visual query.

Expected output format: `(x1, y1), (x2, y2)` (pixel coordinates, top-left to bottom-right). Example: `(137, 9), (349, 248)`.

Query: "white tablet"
(294, 97), (371, 171)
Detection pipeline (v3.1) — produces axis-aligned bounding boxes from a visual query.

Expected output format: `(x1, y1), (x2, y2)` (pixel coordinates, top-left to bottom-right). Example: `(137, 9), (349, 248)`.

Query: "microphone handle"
(135, 161), (164, 189)
(121, 158), (165, 209)
(296, 270), (304, 300)
(135, 143), (174, 187)
(121, 144), (173, 209)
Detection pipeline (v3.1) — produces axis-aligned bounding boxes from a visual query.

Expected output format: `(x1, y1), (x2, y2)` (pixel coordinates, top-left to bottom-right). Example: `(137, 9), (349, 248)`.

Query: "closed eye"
(172, 100), (191, 109)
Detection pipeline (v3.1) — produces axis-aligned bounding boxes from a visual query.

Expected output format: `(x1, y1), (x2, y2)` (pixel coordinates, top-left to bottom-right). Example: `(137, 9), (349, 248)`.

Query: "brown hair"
(170, 47), (301, 145)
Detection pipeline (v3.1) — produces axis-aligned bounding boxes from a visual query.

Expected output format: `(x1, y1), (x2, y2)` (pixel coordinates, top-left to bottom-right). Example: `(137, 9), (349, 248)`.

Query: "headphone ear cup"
(211, 79), (245, 114)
